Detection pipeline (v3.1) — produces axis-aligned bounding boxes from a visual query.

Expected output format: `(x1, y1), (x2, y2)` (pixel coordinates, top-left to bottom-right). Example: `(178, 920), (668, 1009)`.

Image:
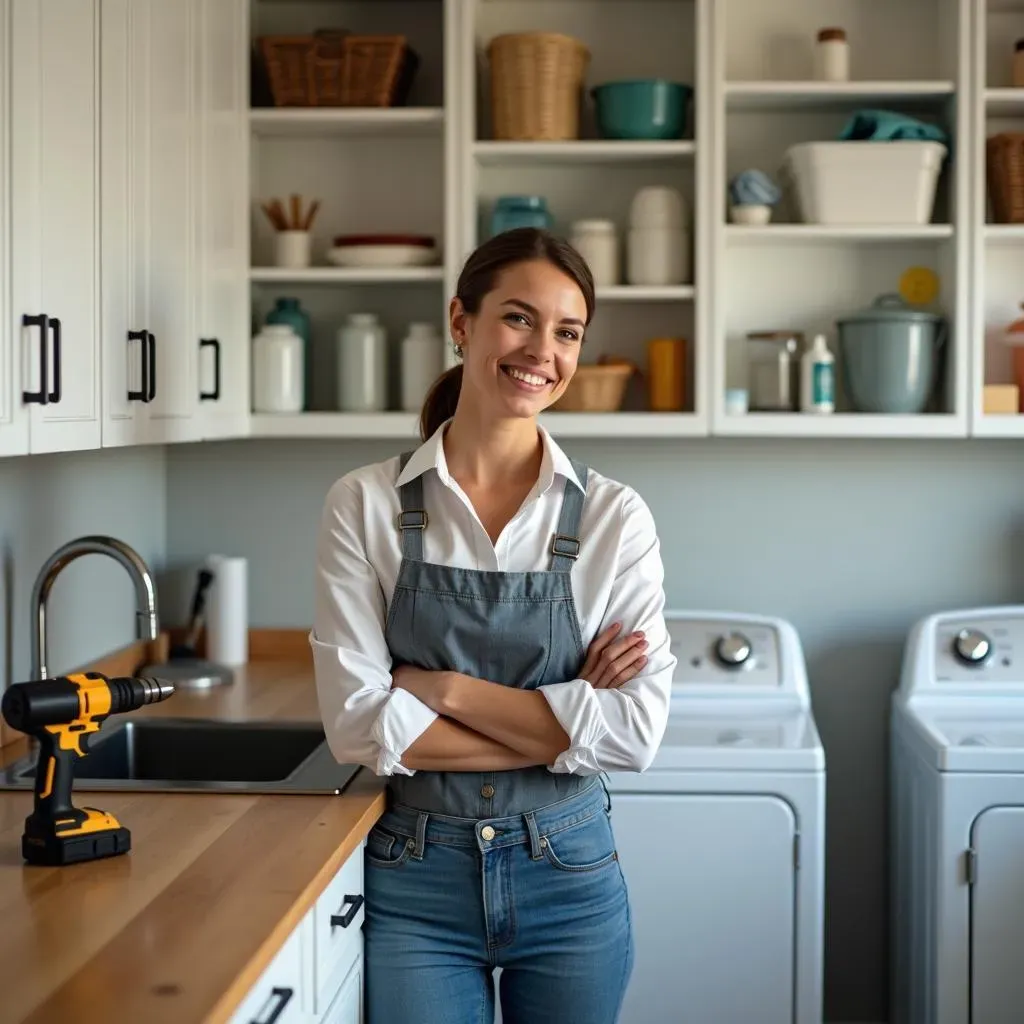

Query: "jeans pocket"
(365, 825), (415, 870)
(542, 811), (619, 873)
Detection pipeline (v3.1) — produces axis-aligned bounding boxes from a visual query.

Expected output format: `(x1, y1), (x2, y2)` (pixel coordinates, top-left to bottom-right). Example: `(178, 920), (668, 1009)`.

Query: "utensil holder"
(275, 230), (311, 268)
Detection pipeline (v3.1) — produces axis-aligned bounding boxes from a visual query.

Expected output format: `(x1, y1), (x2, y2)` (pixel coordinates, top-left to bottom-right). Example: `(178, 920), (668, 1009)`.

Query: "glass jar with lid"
(745, 331), (804, 412)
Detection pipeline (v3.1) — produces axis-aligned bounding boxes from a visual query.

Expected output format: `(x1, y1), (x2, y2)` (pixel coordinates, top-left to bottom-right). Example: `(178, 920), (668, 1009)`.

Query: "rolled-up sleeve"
(311, 479), (437, 776)
(539, 490), (676, 774)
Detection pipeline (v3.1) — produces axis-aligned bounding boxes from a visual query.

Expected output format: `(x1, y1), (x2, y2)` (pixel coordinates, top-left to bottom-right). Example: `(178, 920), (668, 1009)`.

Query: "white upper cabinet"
(195, 0), (250, 441)
(11, 0), (102, 455)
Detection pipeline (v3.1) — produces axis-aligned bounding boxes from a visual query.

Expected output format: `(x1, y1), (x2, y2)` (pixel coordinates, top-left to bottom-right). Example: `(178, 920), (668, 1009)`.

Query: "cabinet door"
(0, 0), (26, 458)
(321, 955), (363, 1024)
(99, 0), (147, 447)
(611, 793), (796, 1024)
(12, 0), (102, 455)
(195, 0), (249, 440)
(131, 0), (200, 445)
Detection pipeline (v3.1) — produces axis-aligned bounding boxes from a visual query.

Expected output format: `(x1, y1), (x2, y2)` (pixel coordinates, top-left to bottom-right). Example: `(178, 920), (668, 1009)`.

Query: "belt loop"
(412, 811), (429, 860)
(524, 811), (544, 860)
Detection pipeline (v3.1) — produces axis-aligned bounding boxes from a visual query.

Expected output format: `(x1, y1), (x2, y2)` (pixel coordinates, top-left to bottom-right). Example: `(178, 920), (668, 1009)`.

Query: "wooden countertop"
(0, 635), (386, 1024)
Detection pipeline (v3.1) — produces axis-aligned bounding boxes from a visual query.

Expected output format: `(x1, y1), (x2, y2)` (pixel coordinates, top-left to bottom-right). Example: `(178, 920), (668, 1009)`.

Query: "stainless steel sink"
(0, 718), (362, 795)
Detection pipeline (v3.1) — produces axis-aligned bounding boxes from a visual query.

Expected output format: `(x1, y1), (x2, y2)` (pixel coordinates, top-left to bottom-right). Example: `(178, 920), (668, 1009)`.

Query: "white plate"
(326, 245), (438, 268)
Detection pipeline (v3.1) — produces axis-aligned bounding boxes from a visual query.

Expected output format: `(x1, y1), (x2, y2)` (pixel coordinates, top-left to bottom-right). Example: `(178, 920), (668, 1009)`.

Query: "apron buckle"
(397, 510), (428, 530)
(550, 534), (580, 559)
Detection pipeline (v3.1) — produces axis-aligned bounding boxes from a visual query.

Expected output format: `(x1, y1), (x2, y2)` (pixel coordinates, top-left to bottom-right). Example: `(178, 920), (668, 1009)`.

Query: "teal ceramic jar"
(490, 196), (552, 238)
(265, 297), (311, 410)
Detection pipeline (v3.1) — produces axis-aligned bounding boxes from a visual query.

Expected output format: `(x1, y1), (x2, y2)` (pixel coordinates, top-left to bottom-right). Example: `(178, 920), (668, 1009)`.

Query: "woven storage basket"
(311, 30), (348, 106)
(339, 35), (416, 107)
(487, 32), (590, 141)
(551, 364), (633, 412)
(260, 36), (317, 107)
(987, 132), (1024, 223)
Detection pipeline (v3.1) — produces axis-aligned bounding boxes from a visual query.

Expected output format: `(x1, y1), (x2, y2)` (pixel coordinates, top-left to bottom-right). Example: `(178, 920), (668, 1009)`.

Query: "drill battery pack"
(23, 807), (131, 867)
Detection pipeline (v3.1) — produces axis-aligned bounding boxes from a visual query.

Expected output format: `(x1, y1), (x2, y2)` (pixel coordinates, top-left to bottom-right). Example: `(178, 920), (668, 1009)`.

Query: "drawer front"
(313, 841), (366, 1013)
(321, 953), (363, 1024)
(228, 925), (303, 1024)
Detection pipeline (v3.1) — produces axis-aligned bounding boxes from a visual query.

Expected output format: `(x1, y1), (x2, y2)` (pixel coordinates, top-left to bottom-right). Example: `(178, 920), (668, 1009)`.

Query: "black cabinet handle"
(199, 338), (221, 400)
(21, 313), (49, 405)
(330, 894), (364, 929)
(127, 329), (148, 401)
(47, 318), (61, 403)
(250, 986), (293, 1024)
(146, 332), (156, 402)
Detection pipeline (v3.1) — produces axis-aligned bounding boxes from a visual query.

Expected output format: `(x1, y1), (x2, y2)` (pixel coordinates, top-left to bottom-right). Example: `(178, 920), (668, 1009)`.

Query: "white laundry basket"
(784, 140), (948, 225)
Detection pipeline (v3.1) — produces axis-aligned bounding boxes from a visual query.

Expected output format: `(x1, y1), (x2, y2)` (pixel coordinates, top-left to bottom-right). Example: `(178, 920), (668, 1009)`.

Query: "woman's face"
(451, 259), (587, 420)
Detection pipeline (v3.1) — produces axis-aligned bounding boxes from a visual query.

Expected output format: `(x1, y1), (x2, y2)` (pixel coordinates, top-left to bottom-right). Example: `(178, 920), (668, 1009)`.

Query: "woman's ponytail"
(419, 364), (463, 440)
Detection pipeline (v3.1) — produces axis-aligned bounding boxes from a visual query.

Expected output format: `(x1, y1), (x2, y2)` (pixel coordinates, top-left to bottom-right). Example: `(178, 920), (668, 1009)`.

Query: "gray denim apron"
(384, 450), (598, 818)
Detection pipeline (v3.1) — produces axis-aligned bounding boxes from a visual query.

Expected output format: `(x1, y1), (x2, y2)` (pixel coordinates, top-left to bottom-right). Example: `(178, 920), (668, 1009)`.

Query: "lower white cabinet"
(228, 840), (366, 1024)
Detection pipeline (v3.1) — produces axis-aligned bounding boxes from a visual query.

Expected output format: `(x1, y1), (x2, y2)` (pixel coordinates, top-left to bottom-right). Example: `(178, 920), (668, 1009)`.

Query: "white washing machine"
(891, 605), (1024, 1024)
(606, 611), (826, 1024)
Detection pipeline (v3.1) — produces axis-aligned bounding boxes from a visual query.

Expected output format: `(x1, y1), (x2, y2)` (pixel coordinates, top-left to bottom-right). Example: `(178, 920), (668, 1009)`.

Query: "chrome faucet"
(30, 535), (159, 680)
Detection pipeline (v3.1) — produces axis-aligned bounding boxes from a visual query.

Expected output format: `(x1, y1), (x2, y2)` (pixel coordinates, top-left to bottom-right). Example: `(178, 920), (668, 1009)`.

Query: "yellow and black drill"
(1, 672), (175, 866)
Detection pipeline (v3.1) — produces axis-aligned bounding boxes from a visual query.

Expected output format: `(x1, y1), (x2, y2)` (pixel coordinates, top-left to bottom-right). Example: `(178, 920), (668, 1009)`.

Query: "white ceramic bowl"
(630, 186), (688, 229)
(729, 204), (772, 226)
(326, 245), (438, 268)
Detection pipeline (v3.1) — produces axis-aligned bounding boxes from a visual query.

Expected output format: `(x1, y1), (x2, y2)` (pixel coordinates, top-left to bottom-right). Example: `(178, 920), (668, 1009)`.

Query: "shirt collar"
(395, 420), (585, 495)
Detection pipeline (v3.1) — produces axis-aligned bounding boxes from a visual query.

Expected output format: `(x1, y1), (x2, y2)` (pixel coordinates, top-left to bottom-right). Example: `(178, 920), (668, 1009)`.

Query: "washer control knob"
(953, 628), (991, 666)
(714, 632), (752, 668)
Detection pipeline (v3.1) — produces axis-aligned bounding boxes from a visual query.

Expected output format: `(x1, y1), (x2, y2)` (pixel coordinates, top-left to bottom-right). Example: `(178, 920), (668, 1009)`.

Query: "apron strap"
(396, 451), (426, 562)
(549, 459), (588, 572)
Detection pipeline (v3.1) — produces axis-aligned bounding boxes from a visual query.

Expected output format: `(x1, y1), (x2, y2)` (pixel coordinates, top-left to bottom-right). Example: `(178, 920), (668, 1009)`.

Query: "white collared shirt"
(310, 421), (677, 777)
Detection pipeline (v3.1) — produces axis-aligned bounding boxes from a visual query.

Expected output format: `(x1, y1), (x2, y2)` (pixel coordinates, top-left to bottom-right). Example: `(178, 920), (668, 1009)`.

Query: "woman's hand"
(391, 664), (456, 712)
(579, 622), (649, 689)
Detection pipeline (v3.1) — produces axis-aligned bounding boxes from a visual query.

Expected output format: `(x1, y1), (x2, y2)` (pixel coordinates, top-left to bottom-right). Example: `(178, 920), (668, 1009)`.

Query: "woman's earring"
(453, 342), (463, 358)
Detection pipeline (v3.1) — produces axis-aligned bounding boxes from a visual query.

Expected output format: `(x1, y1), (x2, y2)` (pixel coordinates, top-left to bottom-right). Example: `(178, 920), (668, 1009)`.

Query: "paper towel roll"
(205, 555), (248, 666)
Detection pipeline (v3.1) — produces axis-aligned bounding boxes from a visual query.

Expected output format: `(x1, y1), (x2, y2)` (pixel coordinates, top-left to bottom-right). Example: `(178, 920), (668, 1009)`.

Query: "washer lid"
(905, 705), (1024, 771)
(649, 710), (824, 772)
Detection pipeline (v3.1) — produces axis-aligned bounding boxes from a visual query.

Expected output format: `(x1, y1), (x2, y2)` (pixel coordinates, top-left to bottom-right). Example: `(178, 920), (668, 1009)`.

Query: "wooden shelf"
(724, 225), (954, 245)
(714, 413), (964, 439)
(595, 286), (695, 302)
(249, 267), (444, 285)
(249, 412), (706, 439)
(725, 81), (955, 111)
(249, 108), (444, 139)
(473, 140), (696, 165)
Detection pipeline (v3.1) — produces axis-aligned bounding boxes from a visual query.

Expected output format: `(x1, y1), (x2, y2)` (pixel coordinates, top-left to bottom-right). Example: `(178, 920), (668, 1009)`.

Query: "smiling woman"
(311, 226), (677, 1024)
(418, 227), (595, 440)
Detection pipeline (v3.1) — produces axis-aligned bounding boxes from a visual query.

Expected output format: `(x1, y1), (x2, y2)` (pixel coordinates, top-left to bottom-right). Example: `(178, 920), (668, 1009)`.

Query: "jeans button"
(481, 784), (495, 798)
(480, 825), (496, 841)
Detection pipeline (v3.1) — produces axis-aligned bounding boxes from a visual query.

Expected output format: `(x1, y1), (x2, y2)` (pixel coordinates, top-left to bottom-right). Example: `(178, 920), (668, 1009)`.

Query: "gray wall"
(0, 446), (166, 690)
(166, 436), (1024, 1024)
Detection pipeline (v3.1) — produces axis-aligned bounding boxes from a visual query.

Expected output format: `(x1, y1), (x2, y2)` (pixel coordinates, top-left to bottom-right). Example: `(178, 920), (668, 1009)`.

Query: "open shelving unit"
(241, 0), (1007, 441)
(971, 0), (1024, 437)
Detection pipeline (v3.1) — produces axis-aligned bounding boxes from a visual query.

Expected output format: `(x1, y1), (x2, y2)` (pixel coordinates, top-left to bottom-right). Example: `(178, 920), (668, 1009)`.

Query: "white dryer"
(891, 605), (1024, 1024)
(606, 611), (826, 1024)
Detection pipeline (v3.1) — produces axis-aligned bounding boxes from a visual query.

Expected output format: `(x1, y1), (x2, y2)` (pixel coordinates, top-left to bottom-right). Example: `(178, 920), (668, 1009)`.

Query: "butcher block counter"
(0, 631), (386, 1024)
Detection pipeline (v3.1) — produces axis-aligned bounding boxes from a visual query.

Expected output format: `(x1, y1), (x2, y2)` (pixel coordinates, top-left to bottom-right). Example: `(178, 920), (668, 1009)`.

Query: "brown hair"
(419, 227), (596, 440)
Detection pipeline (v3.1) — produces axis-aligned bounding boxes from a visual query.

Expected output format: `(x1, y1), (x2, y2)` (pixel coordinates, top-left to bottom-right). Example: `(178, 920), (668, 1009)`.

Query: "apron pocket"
(365, 825), (415, 870)
(541, 812), (618, 873)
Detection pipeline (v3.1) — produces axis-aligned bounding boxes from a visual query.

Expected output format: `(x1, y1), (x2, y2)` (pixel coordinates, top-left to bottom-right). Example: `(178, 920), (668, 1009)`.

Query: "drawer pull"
(250, 985), (293, 1024)
(330, 894), (364, 929)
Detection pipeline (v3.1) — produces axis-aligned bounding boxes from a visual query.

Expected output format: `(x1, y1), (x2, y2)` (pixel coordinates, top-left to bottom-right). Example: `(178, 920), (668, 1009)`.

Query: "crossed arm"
(396, 622), (648, 771)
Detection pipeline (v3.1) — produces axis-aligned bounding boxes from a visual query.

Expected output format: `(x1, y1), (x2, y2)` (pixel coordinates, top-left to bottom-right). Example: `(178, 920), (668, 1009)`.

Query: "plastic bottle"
(801, 334), (835, 414)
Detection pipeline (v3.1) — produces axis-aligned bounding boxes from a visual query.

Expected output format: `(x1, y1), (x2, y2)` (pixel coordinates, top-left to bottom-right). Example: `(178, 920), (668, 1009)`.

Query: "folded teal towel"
(837, 108), (948, 146)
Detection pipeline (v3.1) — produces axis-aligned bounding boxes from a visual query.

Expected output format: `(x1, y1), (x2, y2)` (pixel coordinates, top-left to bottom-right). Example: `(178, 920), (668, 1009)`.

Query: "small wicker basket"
(987, 132), (1024, 224)
(551, 363), (634, 412)
(487, 32), (590, 141)
(259, 32), (417, 107)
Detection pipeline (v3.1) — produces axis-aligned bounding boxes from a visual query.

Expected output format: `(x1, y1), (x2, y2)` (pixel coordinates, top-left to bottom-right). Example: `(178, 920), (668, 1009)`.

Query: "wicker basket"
(487, 32), (590, 141)
(259, 32), (417, 107)
(987, 133), (1024, 223)
(551, 364), (633, 412)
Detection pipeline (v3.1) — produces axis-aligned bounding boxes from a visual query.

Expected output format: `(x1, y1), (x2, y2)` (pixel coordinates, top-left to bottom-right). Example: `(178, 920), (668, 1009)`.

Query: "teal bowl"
(591, 80), (693, 140)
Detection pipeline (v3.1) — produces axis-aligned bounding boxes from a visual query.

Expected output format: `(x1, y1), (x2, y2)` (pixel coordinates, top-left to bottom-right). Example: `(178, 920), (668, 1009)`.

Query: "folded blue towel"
(837, 108), (948, 146)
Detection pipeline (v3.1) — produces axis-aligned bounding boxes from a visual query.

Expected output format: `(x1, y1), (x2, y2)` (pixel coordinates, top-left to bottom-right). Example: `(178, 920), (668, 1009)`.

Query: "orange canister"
(647, 337), (687, 411)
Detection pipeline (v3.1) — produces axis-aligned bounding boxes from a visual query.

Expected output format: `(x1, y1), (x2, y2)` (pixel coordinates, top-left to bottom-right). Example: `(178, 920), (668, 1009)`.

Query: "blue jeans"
(364, 782), (634, 1024)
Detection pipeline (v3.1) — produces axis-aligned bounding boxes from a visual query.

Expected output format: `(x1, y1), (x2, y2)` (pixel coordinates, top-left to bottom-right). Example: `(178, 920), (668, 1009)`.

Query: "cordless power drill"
(1, 672), (175, 866)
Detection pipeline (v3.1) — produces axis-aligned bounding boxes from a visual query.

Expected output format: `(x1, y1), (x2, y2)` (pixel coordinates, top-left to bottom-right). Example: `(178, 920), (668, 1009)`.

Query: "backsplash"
(166, 436), (1024, 1024)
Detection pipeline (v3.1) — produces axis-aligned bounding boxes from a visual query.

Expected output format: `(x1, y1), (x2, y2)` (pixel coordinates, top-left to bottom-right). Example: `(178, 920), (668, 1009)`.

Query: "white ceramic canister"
(400, 322), (445, 412)
(570, 219), (619, 287)
(338, 313), (388, 412)
(627, 226), (690, 286)
(251, 324), (304, 413)
(629, 186), (688, 230)
(814, 27), (849, 82)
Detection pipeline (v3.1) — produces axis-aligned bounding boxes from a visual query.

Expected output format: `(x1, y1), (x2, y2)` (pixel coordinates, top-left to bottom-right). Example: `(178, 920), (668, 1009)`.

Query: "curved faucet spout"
(30, 535), (160, 680)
